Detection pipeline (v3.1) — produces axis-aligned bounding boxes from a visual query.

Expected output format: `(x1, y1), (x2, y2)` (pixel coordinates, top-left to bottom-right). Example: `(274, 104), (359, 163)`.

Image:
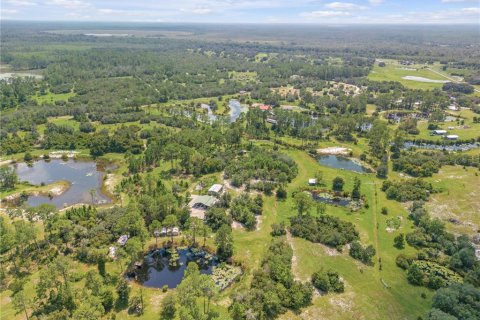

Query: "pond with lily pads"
(135, 248), (218, 288)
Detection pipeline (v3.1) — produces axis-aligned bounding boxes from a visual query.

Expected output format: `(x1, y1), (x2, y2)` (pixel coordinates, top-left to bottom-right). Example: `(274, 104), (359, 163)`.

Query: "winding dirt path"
(286, 230), (302, 281)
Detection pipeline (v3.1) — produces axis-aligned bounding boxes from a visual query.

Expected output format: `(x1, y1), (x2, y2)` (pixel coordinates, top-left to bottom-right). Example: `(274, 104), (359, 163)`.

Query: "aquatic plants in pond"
(311, 190), (363, 211)
(135, 248), (218, 288)
(211, 263), (243, 290)
(168, 247), (180, 268)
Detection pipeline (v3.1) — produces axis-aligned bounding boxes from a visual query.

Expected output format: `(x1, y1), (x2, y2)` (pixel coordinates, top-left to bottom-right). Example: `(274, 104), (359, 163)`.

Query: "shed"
(117, 235), (129, 246)
(160, 227), (167, 236)
(308, 178), (317, 186)
(172, 227), (179, 236)
(208, 184), (223, 196)
(108, 246), (116, 258)
(433, 130), (447, 135)
(446, 135), (459, 140)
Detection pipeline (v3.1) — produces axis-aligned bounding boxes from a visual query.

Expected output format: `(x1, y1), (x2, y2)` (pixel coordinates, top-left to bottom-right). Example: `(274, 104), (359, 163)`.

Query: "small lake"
(14, 159), (111, 208)
(200, 103), (218, 122)
(229, 99), (248, 123)
(135, 248), (218, 288)
(312, 192), (351, 207)
(317, 155), (370, 173)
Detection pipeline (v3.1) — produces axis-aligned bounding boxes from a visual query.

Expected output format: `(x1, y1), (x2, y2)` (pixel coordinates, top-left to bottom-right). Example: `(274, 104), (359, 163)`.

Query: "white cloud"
(5, 0), (37, 6)
(1, 9), (19, 14)
(97, 8), (125, 14)
(180, 7), (213, 14)
(457, 7), (480, 14)
(325, 2), (367, 10)
(441, 0), (479, 3)
(325, 2), (367, 11)
(300, 10), (352, 18)
(369, 0), (384, 4)
(47, 0), (91, 10)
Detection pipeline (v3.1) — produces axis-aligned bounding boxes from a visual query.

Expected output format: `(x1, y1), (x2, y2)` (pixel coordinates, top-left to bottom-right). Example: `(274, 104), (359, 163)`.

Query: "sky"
(1, 0), (479, 24)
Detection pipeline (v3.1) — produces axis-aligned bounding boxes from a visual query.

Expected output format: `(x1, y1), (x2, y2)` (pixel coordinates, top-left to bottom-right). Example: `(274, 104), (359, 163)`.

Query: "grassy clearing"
(33, 91), (76, 104)
(228, 71), (257, 83)
(426, 165), (480, 236)
(269, 149), (431, 320)
(369, 62), (446, 90)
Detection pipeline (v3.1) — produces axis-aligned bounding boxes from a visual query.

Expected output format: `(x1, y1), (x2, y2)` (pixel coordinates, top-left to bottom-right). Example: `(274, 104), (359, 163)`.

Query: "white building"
(117, 235), (129, 246)
(208, 184), (223, 196)
(446, 135), (459, 140)
(433, 130), (447, 135)
(308, 179), (317, 186)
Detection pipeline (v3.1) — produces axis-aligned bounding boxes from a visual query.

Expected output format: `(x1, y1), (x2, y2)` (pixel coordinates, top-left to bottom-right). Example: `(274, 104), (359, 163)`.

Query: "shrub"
(311, 269), (344, 293)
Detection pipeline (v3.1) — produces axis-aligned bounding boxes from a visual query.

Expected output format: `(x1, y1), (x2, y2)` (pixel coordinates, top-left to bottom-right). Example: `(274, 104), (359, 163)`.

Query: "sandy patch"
(103, 173), (116, 194)
(190, 207), (206, 220)
(328, 292), (356, 313)
(286, 230), (302, 281)
(231, 221), (244, 230)
(255, 215), (263, 230)
(0, 159), (13, 167)
(49, 151), (80, 158)
(317, 147), (351, 155)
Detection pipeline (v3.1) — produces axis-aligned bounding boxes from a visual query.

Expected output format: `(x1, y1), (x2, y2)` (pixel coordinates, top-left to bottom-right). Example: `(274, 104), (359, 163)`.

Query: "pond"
(14, 159), (111, 208)
(201, 103), (217, 121)
(229, 99), (248, 123)
(317, 155), (370, 173)
(135, 248), (218, 288)
(402, 142), (479, 151)
(312, 192), (351, 207)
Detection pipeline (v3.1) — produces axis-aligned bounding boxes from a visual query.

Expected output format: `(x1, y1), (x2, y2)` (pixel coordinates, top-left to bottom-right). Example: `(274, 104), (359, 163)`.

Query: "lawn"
(213, 144), (432, 320)
(368, 61), (447, 90)
(33, 91), (76, 104)
(425, 165), (480, 236)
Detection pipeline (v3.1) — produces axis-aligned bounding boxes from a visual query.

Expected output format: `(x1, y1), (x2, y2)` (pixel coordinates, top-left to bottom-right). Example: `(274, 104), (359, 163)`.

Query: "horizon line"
(1, 19), (479, 26)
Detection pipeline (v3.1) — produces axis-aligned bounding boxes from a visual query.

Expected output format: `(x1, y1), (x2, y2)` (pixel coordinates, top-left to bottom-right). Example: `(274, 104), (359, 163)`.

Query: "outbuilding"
(433, 130), (447, 135)
(188, 195), (218, 210)
(208, 184), (223, 196)
(446, 135), (459, 140)
(308, 178), (317, 186)
(117, 235), (129, 246)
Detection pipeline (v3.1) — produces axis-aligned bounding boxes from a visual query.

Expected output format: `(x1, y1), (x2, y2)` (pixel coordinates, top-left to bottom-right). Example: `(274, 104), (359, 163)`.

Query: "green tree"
(0, 166), (18, 191)
(116, 278), (130, 308)
(407, 263), (424, 286)
(12, 290), (30, 320)
(215, 224), (233, 261)
(393, 233), (405, 249)
(161, 292), (177, 320)
(351, 177), (361, 200)
(125, 237), (144, 269)
(332, 177), (344, 192)
(163, 214), (179, 244)
(293, 192), (313, 216)
(186, 217), (203, 247)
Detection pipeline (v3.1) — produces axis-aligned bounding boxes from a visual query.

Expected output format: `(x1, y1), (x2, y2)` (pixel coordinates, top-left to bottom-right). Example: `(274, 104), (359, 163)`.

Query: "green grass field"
(33, 91), (76, 104)
(369, 61), (447, 90)
(425, 166), (480, 236)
